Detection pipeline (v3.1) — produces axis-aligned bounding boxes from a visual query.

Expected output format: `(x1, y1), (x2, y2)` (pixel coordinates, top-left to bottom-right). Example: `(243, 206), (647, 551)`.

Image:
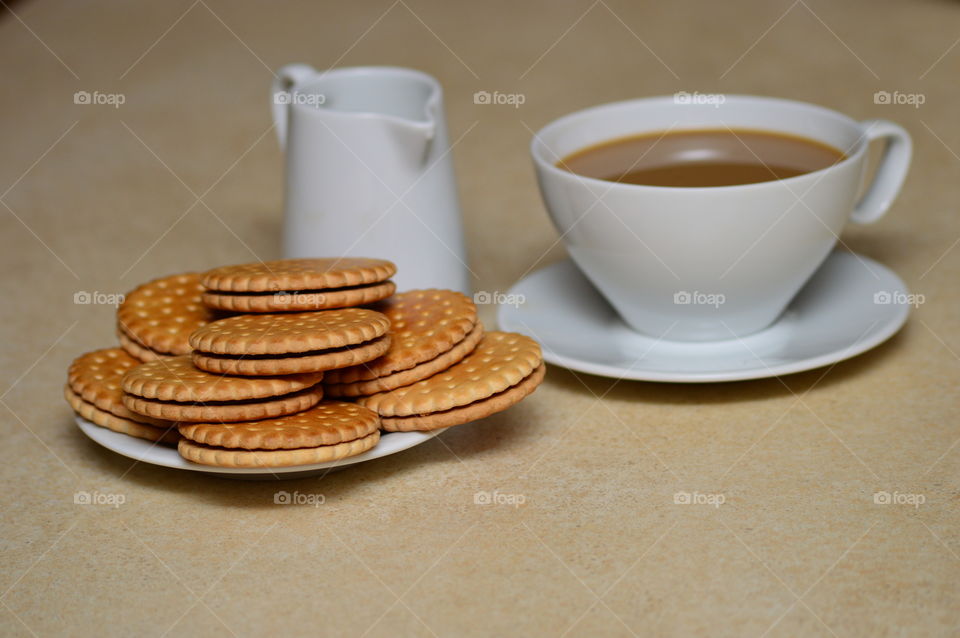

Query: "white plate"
(76, 416), (444, 479)
(498, 250), (910, 383)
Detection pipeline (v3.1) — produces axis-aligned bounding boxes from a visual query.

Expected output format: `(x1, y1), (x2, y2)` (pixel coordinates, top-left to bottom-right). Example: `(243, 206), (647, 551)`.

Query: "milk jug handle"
(271, 64), (319, 149)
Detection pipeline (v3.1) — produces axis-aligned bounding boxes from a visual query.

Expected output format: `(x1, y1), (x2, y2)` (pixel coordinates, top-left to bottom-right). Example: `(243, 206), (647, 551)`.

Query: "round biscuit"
(380, 364), (545, 431)
(177, 401), (379, 449)
(189, 308), (390, 356)
(177, 431), (380, 468)
(121, 355), (323, 403)
(201, 258), (396, 293)
(358, 331), (542, 417)
(201, 281), (395, 313)
(324, 289), (478, 384)
(191, 335), (391, 376)
(122, 386), (324, 423)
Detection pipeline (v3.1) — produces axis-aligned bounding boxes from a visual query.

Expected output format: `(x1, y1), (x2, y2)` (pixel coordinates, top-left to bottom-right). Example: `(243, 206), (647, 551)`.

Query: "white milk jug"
(272, 64), (471, 294)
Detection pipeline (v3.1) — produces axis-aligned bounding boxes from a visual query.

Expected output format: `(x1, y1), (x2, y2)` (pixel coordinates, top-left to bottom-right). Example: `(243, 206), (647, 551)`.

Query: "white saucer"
(498, 250), (910, 383)
(76, 416), (444, 480)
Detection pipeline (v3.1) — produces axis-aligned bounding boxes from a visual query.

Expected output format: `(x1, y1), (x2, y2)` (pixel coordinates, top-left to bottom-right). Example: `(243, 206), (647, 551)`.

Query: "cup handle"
(851, 119), (912, 224)
(271, 64), (318, 149)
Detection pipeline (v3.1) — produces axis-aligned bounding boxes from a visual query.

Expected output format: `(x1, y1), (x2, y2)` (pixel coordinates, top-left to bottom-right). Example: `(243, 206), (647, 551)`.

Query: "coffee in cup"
(559, 128), (846, 188)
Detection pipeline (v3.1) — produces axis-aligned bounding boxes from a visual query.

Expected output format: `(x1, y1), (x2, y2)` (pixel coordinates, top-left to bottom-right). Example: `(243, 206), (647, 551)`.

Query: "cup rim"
(530, 94), (868, 192)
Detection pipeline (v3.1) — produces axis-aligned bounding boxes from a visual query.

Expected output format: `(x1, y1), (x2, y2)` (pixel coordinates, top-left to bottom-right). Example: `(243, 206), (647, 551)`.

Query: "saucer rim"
(498, 252), (910, 383)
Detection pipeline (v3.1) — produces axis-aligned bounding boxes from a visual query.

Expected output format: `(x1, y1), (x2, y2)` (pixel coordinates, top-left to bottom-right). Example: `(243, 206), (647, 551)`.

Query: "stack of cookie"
(125, 258), (396, 467)
(66, 256), (546, 470)
(322, 289), (544, 432)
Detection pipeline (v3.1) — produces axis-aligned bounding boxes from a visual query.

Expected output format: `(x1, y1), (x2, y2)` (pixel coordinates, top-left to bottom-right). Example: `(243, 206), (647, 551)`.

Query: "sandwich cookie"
(66, 347), (178, 443)
(121, 356), (324, 423)
(358, 331), (545, 432)
(324, 289), (482, 397)
(117, 272), (221, 361)
(200, 258), (396, 312)
(189, 308), (391, 376)
(177, 401), (381, 468)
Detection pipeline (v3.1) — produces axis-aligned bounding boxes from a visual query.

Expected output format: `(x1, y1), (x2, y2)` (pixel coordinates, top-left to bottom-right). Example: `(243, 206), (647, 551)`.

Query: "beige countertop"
(1, 0), (958, 635)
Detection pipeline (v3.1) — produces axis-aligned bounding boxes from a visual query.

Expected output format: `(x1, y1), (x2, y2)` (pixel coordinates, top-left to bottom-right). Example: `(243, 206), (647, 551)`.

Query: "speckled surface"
(1, 0), (958, 635)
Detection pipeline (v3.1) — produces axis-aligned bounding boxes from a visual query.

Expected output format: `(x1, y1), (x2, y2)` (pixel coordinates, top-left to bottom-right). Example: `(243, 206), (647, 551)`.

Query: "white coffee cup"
(531, 95), (911, 342)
